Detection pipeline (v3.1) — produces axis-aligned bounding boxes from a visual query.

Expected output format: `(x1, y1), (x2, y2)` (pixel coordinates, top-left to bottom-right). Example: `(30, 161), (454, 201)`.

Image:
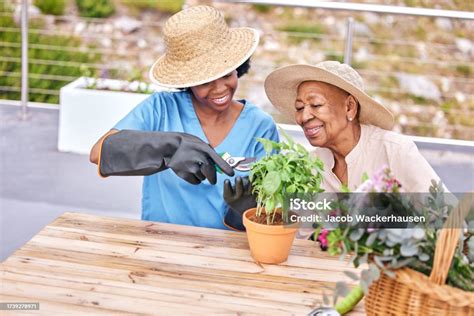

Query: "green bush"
(456, 64), (472, 77)
(0, 14), (101, 104)
(324, 51), (344, 63)
(76, 0), (115, 18)
(121, 0), (184, 13)
(34, 0), (66, 16)
(278, 22), (325, 44)
(407, 94), (429, 105)
(279, 23), (325, 35)
(155, 0), (184, 13)
(252, 4), (272, 13)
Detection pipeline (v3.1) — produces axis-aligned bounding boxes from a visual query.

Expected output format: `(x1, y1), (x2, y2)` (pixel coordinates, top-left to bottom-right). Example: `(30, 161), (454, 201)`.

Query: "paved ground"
(1, 105), (142, 261)
(1, 104), (473, 261)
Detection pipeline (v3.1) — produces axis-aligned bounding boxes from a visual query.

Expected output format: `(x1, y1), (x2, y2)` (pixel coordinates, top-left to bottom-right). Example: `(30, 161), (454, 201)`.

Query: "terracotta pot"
(243, 208), (298, 264)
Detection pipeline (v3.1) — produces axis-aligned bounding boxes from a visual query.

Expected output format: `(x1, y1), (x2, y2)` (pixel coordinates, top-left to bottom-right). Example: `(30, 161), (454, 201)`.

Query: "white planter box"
(58, 77), (165, 155)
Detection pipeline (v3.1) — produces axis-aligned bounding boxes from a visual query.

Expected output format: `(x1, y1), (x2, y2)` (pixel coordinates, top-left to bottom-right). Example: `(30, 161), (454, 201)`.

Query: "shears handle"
(216, 152), (230, 174)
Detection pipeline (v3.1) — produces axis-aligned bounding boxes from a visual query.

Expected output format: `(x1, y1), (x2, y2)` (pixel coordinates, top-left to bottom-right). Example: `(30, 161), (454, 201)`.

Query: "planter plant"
(243, 131), (324, 264)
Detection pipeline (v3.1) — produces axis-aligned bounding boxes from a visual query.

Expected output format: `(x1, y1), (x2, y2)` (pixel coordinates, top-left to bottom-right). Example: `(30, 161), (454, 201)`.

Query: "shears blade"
(219, 152), (256, 172)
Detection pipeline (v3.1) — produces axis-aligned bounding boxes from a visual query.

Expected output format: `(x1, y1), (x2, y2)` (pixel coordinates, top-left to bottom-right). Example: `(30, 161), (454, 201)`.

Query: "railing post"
(20, 0), (30, 120)
(343, 17), (354, 65)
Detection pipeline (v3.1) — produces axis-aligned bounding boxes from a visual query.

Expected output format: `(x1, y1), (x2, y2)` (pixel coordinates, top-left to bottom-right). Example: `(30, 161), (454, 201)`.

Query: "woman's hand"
(98, 130), (234, 184)
(223, 176), (257, 231)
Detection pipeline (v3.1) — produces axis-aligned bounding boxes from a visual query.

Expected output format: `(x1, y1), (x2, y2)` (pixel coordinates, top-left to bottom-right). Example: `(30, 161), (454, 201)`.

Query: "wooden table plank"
(1, 212), (366, 315)
(39, 225), (359, 272)
(49, 213), (331, 258)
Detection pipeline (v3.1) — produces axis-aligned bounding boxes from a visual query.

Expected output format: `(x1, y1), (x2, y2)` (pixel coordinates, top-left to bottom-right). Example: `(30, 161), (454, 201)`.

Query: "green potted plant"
(243, 131), (324, 264)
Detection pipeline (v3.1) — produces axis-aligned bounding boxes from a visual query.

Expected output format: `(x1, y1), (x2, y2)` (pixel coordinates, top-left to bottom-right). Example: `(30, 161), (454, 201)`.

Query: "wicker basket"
(365, 194), (474, 316)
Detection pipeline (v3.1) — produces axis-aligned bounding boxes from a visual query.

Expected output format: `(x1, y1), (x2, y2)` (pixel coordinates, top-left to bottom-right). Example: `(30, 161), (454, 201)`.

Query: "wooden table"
(1, 212), (365, 315)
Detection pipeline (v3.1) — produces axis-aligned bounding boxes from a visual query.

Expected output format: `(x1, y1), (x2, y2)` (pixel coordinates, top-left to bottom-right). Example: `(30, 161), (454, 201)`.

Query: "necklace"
(333, 160), (348, 185)
(340, 162), (348, 185)
(341, 163), (348, 179)
(333, 126), (359, 184)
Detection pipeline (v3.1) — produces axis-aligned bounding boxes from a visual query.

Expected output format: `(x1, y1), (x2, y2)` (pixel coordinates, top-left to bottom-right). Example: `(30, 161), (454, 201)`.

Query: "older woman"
(90, 6), (278, 230)
(264, 61), (442, 192)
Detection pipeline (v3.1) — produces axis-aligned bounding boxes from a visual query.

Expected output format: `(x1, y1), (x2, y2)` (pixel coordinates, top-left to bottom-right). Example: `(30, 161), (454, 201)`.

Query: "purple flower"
(100, 68), (109, 79)
(356, 165), (402, 193)
(317, 228), (330, 250)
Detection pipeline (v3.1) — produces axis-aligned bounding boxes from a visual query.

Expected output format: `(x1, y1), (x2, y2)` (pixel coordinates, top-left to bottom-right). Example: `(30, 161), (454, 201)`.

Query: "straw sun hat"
(264, 61), (395, 130)
(149, 6), (259, 89)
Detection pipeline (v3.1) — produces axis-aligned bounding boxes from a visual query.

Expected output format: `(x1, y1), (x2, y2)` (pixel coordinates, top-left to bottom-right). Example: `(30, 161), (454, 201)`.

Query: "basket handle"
(429, 192), (473, 285)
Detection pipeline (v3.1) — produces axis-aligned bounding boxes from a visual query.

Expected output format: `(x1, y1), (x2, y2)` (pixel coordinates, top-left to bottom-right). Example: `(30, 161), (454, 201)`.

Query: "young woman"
(90, 6), (279, 230)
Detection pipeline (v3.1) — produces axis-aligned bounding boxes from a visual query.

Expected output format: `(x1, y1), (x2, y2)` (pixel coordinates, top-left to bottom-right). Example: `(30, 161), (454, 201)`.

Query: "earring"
(348, 117), (353, 122)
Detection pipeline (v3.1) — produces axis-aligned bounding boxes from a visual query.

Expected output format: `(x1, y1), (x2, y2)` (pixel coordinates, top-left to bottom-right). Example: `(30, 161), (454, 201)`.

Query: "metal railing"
(20, 0), (28, 120)
(223, 0), (474, 19)
(221, 0), (474, 141)
(1, 1), (473, 140)
(223, 0), (474, 65)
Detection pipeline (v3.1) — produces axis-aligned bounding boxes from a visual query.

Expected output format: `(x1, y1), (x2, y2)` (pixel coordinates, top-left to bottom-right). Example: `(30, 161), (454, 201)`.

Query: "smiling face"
(190, 70), (238, 112)
(295, 81), (357, 149)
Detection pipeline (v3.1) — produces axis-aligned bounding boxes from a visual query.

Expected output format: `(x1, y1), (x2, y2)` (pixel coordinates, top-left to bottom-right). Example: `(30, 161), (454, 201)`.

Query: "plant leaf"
(374, 256), (385, 268)
(336, 281), (351, 296)
(262, 171), (281, 195)
(365, 231), (378, 246)
(360, 280), (369, 294)
(265, 197), (275, 213)
(400, 243), (418, 257)
(349, 229), (364, 241)
(279, 128), (295, 146)
(369, 264), (381, 281)
(322, 290), (330, 306)
(392, 257), (414, 269)
(257, 138), (276, 154)
(383, 269), (396, 278)
(418, 253), (430, 261)
(343, 270), (360, 281)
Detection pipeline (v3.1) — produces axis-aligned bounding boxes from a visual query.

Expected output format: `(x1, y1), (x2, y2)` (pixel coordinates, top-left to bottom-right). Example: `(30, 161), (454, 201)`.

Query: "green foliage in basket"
(318, 168), (473, 295)
(314, 169), (473, 315)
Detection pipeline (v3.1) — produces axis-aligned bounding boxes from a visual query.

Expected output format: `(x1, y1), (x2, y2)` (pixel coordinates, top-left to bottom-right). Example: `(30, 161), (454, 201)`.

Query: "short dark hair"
(236, 58), (251, 78)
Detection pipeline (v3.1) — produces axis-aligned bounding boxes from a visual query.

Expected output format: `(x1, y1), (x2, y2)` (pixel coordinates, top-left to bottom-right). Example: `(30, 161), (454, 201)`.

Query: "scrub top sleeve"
(113, 93), (162, 131)
(266, 122), (280, 143)
(253, 116), (280, 158)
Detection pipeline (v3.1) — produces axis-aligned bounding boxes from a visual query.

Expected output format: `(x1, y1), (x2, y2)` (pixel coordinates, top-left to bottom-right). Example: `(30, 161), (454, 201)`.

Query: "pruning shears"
(216, 152), (256, 173)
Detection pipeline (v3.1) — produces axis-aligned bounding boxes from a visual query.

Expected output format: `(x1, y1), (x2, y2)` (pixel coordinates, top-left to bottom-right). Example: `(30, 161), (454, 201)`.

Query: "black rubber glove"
(223, 176), (257, 231)
(99, 130), (234, 184)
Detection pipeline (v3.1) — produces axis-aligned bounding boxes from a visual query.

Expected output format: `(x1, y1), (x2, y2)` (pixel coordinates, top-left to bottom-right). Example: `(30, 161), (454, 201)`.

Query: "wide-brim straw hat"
(264, 61), (395, 130)
(149, 5), (259, 89)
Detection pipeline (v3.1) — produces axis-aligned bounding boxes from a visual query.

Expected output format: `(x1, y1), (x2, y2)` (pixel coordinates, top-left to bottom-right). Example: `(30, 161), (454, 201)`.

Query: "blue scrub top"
(114, 90), (279, 229)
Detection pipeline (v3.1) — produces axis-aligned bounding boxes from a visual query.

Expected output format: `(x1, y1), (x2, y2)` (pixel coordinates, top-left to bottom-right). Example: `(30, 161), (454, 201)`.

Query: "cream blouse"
(312, 124), (442, 193)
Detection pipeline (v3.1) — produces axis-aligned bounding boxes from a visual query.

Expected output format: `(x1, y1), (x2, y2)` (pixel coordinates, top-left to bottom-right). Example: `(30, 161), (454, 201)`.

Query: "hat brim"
(149, 27), (259, 89)
(264, 64), (395, 130)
